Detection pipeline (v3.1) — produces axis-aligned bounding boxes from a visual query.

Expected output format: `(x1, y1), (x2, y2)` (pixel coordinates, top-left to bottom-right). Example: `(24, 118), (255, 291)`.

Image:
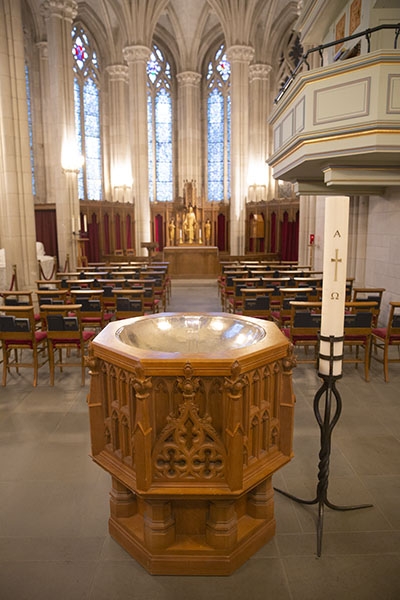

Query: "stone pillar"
(106, 65), (131, 202)
(226, 45), (254, 255)
(176, 71), (202, 193)
(36, 41), (55, 206)
(41, 0), (79, 269)
(123, 45), (151, 256)
(0, 0), (38, 288)
(248, 64), (272, 201)
(348, 196), (368, 287)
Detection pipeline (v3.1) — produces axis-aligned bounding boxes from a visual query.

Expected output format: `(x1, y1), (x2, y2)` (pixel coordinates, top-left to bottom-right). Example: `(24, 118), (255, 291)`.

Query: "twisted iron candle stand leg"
(274, 334), (373, 557)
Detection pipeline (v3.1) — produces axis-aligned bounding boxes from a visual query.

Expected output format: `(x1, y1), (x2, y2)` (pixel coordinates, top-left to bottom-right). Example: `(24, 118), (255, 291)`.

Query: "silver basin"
(116, 313), (266, 355)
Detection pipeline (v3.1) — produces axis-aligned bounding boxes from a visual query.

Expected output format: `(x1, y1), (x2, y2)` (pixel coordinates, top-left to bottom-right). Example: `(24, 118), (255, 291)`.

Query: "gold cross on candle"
(331, 248), (342, 281)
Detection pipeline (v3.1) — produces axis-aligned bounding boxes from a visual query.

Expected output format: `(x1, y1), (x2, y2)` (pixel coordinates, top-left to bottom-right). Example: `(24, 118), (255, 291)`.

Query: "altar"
(163, 245), (219, 278)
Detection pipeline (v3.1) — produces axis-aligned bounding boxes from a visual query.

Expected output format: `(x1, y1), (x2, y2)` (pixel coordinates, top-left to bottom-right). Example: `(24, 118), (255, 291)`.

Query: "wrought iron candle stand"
(274, 333), (373, 556)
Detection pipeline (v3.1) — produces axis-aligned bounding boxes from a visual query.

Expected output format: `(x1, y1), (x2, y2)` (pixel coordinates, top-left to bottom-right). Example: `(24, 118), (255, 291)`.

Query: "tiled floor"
(0, 279), (400, 599)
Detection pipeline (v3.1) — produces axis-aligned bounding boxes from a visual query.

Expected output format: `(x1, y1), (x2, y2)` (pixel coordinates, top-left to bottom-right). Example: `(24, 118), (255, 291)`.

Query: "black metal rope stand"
(274, 334), (373, 557)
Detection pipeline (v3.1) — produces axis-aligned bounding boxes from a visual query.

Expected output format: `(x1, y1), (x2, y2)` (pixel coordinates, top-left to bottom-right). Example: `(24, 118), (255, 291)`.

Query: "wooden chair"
(351, 287), (385, 326)
(0, 290), (34, 306)
(114, 289), (145, 320)
(40, 304), (96, 386)
(0, 305), (48, 386)
(371, 301), (400, 382)
(241, 288), (273, 320)
(140, 280), (161, 314)
(343, 301), (377, 381)
(36, 289), (70, 305)
(70, 289), (113, 331)
(285, 301), (322, 364)
(141, 272), (167, 311)
(36, 289), (71, 329)
(271, 287), (314, 326)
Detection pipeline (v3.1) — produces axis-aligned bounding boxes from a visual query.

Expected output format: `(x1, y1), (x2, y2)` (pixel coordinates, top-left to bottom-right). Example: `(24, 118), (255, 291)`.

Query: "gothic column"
(41, 0), (79, 269)
(226, 45), (254, 255)
(248, 64), (272, 202)
(36, 41), (55, 205)
(176, 71), (202, 194)
(123, 45), (151, 256)
(0, 0), (38, 288)
(106, 65), (131, 202)
(348, 196), (369, 286)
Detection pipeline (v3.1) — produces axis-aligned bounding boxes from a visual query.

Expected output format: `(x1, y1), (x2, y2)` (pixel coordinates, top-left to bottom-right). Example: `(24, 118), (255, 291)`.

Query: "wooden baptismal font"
(87, 313), (296, 575)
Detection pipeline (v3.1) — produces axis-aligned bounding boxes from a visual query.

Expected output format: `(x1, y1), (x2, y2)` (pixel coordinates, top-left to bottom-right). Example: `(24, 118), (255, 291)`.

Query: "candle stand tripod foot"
(275, 336), (373, 557)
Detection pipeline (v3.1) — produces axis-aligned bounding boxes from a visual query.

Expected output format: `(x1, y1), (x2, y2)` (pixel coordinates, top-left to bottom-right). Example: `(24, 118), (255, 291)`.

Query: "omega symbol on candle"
(331, 249), (342, 282)
(330, 292), (340, 300)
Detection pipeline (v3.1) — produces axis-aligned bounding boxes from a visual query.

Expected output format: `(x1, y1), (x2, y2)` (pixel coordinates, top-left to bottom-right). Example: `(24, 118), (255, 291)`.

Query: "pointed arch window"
(24, 64), (36, 196)
(206, 44), (231, 202)
(147, 44), (173, 202)
(72, 25), (102, 200)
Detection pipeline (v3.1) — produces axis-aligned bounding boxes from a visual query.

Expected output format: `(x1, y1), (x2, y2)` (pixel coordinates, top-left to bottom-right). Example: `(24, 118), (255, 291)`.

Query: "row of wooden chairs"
(228, 283), (399, 382)
(0, 276), (171, 385)
(0, 304), (94, 387)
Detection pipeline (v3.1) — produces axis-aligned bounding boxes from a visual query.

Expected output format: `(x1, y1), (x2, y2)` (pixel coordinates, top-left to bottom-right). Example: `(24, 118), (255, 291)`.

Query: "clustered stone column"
(123, 45), (152, 256)
(106, 65), (131, 203)
(176, 71), (202, 189)
(249, 64), (272, 200)
(0, 0), (38, 288)
(41, 0), (79, 269)
(226, 45), (254, 255)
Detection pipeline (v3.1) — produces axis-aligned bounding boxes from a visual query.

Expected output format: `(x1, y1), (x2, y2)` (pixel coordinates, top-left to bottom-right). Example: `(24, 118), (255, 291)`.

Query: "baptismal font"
(87, 312), (296, 575)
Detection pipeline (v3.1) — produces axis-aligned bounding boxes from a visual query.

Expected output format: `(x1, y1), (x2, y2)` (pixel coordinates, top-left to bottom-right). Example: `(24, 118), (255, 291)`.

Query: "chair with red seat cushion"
(287, 301), (322, 364)
(371, 301), (400, 382)
(343, 301), (376, 382)
(0, 305), (48, 386)
(40, 304), (95, 386)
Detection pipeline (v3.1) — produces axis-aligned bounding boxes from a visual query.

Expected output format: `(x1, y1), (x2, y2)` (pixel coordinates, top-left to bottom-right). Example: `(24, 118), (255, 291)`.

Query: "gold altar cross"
(331, 248), (342, 282)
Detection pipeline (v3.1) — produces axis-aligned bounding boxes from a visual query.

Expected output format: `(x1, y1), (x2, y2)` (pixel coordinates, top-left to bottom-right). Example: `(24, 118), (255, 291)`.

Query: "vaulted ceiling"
(24, 0), (300, 73)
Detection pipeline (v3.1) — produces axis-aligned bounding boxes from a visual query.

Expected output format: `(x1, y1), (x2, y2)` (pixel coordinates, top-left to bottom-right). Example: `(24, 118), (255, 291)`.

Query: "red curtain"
(87, 213), (100, 262)
(154, 214), (163, 251)
(217, 213), (226, 251)
(270, 212), (276, 253)
(35, 209), (59, 259)
(259, 212), (265, 253)
(115, 214), (121, 250)
(280, 211), (299, 261)
(126, 214), (132, 249)
(103, 214), (110, 254)
(249, 213), (255, 252)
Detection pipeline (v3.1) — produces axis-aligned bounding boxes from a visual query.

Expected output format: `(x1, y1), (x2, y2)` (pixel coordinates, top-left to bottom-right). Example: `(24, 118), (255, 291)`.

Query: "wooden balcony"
(268, 50), (400, 195)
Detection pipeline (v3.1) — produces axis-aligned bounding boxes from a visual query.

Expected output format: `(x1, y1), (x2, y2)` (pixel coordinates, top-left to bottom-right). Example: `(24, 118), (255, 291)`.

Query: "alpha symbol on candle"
(334, 230), (341, 238)
(331, 249), (342, 281)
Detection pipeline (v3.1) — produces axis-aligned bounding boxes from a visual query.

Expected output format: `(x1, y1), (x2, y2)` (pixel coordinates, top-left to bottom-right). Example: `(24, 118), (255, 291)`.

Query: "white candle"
(72, 216), (75, 233)
(83, 214), (88, 232)
(319, 196), (349, 377)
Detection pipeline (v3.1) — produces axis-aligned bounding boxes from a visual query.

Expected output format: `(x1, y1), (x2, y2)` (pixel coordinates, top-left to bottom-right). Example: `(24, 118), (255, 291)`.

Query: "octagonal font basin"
(116, 313), (266, 355)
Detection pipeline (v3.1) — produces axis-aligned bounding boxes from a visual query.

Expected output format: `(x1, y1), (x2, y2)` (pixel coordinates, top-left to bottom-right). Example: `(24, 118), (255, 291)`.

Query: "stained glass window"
(72, 25), (102, 200)
(147, 45), (173, 202)
(24, 64), (36, 196)
(206, 44), (231, 201)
